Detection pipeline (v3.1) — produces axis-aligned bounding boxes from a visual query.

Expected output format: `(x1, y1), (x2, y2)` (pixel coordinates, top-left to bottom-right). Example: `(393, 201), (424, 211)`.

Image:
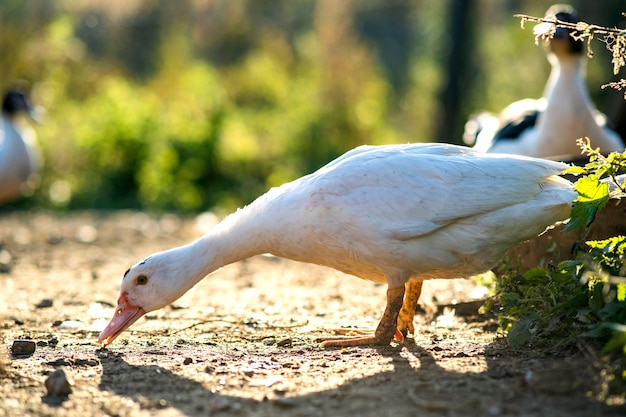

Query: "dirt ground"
(1, 211), (625, 417)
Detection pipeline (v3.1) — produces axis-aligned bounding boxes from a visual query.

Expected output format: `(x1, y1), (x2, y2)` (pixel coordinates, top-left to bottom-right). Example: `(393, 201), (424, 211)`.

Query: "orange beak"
(97, 292), (146, 347)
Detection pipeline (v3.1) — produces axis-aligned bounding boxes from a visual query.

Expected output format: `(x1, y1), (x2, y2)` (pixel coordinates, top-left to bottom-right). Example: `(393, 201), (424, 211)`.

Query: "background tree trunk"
(436, 0), (478, 145)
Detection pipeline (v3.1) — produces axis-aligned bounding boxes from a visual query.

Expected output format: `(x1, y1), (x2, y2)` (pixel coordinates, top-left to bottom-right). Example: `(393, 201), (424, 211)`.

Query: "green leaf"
(564, 175), (609, 231)
(601, 322), (626, 355)
(564, 202), (597, 231)
(589, 282), (606, 312)
(507, 316), (533, 348)
(556, 259), (583, 271)
(478, 298), (493, 315)
(562, 166), (586, 175)
(500, 292), (520, 308)
(574, 175), (609, 204)
(618, 283), (626, 302)
(523, 267), (550, 283)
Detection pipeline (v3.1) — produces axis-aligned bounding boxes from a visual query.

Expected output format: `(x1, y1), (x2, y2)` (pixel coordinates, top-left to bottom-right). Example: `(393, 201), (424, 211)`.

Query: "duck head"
(535, 4), (583, 57)
(97, 250), (194, 347)
(2, 89), (41, 122)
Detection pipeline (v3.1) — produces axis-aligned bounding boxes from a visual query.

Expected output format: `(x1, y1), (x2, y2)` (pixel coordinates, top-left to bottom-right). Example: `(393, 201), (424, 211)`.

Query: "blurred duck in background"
(0, 89), (41, 205)
(464, 4), (624, 158)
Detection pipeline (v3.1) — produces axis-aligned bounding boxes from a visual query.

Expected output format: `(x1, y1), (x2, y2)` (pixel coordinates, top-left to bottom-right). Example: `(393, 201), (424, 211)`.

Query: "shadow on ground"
(97, 338), (626, 417)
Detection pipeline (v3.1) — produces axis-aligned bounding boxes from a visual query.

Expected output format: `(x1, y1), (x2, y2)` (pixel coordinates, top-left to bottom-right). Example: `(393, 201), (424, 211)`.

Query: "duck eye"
(136, 275), (148, 285)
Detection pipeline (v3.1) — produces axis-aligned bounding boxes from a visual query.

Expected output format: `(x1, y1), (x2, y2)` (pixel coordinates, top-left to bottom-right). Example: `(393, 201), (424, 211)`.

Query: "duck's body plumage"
(0, 90), (40, 204)
(236, 143), (573, 287)
(99, 143), (577, 348)
(467, 4), (624, 158)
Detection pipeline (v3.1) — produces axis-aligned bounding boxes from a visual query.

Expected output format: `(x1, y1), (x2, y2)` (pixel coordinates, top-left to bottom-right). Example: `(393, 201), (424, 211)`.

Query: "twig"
(170, 317), (309, 335)
(515, 14), (624, 37)
(170, 318), (241, 334)
(515, 13), (626, 75)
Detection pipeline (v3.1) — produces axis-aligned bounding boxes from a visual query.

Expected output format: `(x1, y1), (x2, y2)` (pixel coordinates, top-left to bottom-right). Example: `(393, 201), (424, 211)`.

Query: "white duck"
(467, 4), (623, 158)
(98, 143), (577, 348)
(0, 89), (40, 204)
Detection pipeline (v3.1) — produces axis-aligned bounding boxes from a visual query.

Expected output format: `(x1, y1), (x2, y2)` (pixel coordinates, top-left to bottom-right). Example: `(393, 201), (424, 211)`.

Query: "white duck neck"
(543, 53), (587, 99)
(0, 115), (29, 170)
(181, 204), (274, 288)
(537, 53), (600, 138)
(1, 115), (19, 146)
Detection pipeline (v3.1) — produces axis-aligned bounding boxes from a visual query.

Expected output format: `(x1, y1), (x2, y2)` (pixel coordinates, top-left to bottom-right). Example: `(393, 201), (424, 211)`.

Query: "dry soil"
(1, 211), (625, 417)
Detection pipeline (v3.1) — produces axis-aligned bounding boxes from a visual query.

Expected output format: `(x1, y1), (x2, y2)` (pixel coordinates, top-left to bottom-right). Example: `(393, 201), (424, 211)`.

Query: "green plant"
(486, 139), (626, 396)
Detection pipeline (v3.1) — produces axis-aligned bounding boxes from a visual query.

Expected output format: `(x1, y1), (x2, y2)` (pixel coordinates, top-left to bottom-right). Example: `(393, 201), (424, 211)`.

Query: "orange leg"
(397, 281), (423, 337)
(316, 286), (405, 347)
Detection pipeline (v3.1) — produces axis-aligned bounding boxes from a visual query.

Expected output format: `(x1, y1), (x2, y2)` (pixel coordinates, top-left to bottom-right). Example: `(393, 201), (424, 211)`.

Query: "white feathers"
(466, 7), (624, 157)
(0, 91), (40, 204)
(118, 143), (577, 310)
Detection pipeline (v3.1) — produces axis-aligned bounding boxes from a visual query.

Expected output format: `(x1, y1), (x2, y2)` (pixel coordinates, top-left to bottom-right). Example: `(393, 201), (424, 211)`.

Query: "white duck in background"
(0, 89), (40, 204)
(98, 142), (577, 348)
(466, 4), (624, 158)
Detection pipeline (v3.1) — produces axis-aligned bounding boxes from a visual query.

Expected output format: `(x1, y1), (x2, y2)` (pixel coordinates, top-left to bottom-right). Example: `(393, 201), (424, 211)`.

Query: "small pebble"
(0, 249), (12, 273)
(183, 357), (193, 365)
(272, 398), (297, 408)
(11, 340), (36, 355)
(276, 338), (292, 348)
(59, 320), (85, 331)
(47, 235), (63, 245)
(44, 369), (72, 396)
(36, 299), (53, 309)
(75, 225), (98, 243)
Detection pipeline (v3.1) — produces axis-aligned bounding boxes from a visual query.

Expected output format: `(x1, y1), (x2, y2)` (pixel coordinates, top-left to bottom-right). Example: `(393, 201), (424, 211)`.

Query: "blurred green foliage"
(1, 0), (624, 211)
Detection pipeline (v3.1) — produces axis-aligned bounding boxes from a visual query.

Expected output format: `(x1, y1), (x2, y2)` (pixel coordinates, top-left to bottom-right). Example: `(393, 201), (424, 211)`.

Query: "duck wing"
(303, 144), (570, 241)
